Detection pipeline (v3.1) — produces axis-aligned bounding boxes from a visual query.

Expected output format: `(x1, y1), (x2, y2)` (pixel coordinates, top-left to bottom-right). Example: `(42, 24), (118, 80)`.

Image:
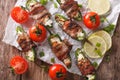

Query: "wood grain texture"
(0, 0), (21, 80)
(0, 0), (120, 80)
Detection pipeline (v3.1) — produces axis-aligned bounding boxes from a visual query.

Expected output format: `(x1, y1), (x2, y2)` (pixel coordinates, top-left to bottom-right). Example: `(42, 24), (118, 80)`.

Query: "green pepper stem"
(44, 25), (53, 35)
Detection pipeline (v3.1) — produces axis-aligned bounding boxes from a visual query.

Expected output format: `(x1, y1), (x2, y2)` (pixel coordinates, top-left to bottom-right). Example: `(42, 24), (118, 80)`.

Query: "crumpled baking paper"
(3, 0), (120, 75)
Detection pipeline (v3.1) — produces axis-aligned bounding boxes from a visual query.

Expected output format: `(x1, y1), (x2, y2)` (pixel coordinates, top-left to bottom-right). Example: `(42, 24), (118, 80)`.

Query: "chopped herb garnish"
(96, 43), (101, 47)
(75, 48), (81, 58)
(54, 2), (58, 8)
(101, 17), (115, 33)
(106, 55), (110, 62)
(94, 49), (102, 57)
(39, 51), (45, 57)
(40, 65), (49, 72)
(16, 26), (24, 33)
(92, 62), (98, 68)
(51, 58), (55, 63)
(78, 4), (82, 8)
(103, 24), (115, 33)
(40, 0), (48, 5)
(100, 17), (105, 23)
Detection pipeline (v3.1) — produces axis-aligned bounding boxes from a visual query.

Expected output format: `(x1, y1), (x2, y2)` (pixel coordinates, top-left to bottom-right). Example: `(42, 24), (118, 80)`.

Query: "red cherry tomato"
(29, 24), (47, 42)
(10, 56), (28, 74)
(11, 6), (29, 23)
(49, 64), (67, 80)
(83, 12), (100, 29)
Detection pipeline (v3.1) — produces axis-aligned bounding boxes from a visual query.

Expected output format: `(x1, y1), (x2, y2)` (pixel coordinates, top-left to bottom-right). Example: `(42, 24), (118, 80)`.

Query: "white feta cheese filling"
(77, 53), (84, 61)
(61, 0), (65, 4)
(77, 31), (85, 40)
(26, 50), (34, 60)
(45, 19), (53, 27)
(86, 74), (95, 80)
(51, 37), (61, 43)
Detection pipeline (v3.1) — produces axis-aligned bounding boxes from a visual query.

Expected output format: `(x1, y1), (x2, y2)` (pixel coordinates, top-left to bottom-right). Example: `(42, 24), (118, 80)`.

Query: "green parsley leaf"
(16, 26), (24, 33)
(92, 62), (98, 68)
(40, 0), (48, 5)
(96, 43), (101, 47)
(54, 2), (58, 8)
(39, 51), (45, 57)
(103, 24), (115, 33)
(94, 49), (102, 57)
(51, 58), (55, 63)
(78, 4), (82, 8)
(40, 65), (49, 72)
(56, 0), (61, 4)
(100, 17), (105, 23)
(106, 55), (110, 62)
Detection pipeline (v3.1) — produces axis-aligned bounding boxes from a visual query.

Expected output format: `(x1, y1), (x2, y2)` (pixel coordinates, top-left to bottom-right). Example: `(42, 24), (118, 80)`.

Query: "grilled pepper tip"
(26, 47), (36, 62)
(75, 48), (83, 58)
(85, 74), (96, 80)
(16, 26), (25, 34)
(48, 34), (62, 45)
(26, 0), (37, 10)
(55, 14), (67, 25)
(77, 31), (86, 41)
(55, 14), (67, 21)
(74, 11), (82, 21)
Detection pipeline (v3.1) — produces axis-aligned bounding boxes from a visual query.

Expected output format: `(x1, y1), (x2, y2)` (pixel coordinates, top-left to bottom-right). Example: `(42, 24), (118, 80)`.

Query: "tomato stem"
(90, 14), (97, 23)
(35, 26), (42, 36)
(56, 68), (63, 78)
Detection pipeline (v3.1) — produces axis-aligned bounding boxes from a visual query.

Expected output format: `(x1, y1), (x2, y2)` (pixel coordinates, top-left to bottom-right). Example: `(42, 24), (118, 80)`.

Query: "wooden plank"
(0, 0), (21, 80)
(96, 15), (120, 80)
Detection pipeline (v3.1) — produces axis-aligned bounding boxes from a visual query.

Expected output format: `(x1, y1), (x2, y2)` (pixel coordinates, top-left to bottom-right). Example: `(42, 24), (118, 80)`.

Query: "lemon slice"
(91, 30), (112, 50)
(88, 0), (111, 16)
(84, 35), (107, 58)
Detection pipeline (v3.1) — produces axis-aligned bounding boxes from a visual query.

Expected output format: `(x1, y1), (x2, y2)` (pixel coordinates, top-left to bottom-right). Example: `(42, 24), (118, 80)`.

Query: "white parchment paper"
(3, 0), (120, 75)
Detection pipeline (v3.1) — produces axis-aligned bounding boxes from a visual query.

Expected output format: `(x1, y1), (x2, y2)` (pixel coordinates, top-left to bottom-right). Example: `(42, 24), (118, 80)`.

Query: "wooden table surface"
(0, 0), (120, 80)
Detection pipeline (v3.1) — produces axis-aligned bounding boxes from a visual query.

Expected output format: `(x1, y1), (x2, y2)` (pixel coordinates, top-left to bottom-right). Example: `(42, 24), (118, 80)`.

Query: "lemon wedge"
(91, 30), (112, 50)
(84, 35), (107, 58)
(88, 0), (111, 16)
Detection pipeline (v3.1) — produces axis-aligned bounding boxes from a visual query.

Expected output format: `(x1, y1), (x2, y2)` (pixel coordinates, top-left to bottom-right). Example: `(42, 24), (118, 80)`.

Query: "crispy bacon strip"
(29, 2), (52, 27)
(17, 32), (36, 52)
(55, 14), (85, 40)
(57, 0), (82, 21)
(75, 48), (96, 79)
(49, 34), (72, 67)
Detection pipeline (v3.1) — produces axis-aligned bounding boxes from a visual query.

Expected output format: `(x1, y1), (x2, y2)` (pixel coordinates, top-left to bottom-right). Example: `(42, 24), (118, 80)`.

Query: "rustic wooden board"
(0, 0), (120, 80)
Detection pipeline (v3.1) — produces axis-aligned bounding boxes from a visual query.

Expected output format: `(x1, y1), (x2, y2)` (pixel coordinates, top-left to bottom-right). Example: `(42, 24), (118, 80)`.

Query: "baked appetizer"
(57, 0), (82, 21)
(48, 34), (72, 68)
(26, 0), (53, 28)
(16, 26), (36, 61)
(55, 14), (85, 40)
(75, 48), (96, 80)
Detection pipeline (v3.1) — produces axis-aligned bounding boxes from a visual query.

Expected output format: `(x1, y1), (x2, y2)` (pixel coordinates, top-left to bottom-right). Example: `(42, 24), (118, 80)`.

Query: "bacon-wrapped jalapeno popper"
(55, 14), (85, 40)
(75, 48), (96, 80)
(26, 0), (53, 28)
(48, 34), (72, 68)
(57, 0), (82, 21)
(16, 26), (36, 61)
